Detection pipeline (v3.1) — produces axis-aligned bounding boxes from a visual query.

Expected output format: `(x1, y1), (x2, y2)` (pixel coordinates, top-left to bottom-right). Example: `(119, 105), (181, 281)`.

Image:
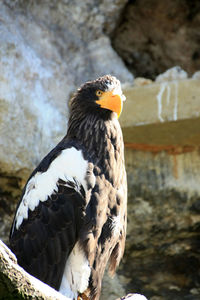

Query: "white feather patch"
(59, 242), (91, 297)
(111, 214), (122, 237)
(106, 81), (126, 101)
(15, 147), (88, 230)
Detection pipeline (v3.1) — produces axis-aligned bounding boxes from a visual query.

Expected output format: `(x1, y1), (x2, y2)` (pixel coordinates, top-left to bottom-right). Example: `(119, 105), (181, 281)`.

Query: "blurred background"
(0, 1), (200, 299)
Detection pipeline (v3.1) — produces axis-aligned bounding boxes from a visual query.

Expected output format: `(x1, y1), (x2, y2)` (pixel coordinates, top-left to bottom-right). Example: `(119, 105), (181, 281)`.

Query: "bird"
(9, 75), (127, 300)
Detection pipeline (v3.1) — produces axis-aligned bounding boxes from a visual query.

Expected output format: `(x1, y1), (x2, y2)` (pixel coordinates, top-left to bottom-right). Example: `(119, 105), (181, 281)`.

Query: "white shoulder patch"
(59, 242), (91, 297)
(15, 147), (88, 230)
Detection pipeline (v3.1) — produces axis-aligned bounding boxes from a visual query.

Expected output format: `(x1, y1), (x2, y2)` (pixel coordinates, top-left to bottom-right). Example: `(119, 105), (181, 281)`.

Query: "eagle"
(10, 75), (127, 300)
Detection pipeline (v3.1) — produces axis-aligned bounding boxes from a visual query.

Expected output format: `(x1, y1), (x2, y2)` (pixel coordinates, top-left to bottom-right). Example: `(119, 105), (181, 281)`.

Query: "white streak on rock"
(166, 85), (171, 106)
(156, 82), (167, 122)
(173, 82), (178, 121)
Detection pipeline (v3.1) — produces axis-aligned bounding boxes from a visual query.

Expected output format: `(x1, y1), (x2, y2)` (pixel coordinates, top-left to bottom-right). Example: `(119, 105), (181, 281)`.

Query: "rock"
(1, 1), (200, 300)
(133, 78), (153, 87)
(117, 147), (200, 300)
(192, 71), (200, 79)
(155, 66), (188, 83)
(120, 77), (200, 128)
(87, 37), (133, 83)
(0, 0), (133, 177)
(3, 0), (133, 84)
(101, 271), (127, 300)
(112, 0), (200, 79)
(0, 3), (68, 176)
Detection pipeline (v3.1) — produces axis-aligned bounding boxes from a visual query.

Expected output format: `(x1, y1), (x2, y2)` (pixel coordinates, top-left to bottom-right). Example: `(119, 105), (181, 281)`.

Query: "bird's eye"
(96, 90), (103, 97)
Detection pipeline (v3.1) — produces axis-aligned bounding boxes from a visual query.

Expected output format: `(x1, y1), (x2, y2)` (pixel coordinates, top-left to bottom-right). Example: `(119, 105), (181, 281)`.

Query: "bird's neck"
(66, 112), (124, 163)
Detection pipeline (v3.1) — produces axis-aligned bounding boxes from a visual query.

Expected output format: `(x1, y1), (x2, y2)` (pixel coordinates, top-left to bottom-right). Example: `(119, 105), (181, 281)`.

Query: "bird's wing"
(9, 146), (89, 290)
(108, 168), (127, 277)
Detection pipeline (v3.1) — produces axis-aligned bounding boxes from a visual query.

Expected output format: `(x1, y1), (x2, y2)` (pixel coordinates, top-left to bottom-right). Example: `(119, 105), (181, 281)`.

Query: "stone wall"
(118, 148), (200, 300)
(0, 1), (200, 300)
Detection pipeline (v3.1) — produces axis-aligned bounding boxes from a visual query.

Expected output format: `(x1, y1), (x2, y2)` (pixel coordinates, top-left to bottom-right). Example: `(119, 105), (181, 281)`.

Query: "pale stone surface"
(132, 78), (153, 87)
(121, 78), (200, 145)
(0, 4), (68, 176)
(0, 0), (133, 178)
(192, 71), (200, 79)
(121, 78), (200, 128)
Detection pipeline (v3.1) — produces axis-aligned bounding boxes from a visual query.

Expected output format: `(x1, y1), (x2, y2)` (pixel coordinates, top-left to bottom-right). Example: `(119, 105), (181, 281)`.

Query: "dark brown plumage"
(10, 75), (127, 300)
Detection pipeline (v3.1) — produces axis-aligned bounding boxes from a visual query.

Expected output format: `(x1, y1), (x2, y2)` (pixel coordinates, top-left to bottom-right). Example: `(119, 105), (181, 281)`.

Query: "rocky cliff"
(0, 1), (200, 300)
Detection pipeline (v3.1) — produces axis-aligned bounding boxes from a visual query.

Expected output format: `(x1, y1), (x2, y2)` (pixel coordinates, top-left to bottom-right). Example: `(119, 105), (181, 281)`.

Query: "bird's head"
(70, 75), (126, 119)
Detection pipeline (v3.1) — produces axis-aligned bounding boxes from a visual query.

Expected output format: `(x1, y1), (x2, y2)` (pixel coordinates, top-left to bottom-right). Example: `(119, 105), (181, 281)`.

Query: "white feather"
(127, 294), (148, 300)
(106, 80), (126, 101)
(59, 242), (91, 297)
(15, 147), (88, 230)
(111, 214), (122, 237)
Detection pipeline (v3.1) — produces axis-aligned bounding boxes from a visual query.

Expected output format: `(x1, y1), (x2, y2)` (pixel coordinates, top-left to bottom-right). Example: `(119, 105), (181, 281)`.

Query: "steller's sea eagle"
(10, 75), (127, 300)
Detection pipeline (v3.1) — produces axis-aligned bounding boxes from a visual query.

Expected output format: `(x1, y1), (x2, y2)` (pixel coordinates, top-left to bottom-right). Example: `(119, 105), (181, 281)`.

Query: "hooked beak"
(96, 90), (126, 118)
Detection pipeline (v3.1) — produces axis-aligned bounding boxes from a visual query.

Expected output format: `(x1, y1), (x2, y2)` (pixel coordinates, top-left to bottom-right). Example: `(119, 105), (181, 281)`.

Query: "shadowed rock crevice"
(111, 0), (200, 79)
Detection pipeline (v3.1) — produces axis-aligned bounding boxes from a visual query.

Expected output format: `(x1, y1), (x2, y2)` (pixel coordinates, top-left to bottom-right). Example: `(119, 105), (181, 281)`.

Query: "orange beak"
(96, 91), (125, 118)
